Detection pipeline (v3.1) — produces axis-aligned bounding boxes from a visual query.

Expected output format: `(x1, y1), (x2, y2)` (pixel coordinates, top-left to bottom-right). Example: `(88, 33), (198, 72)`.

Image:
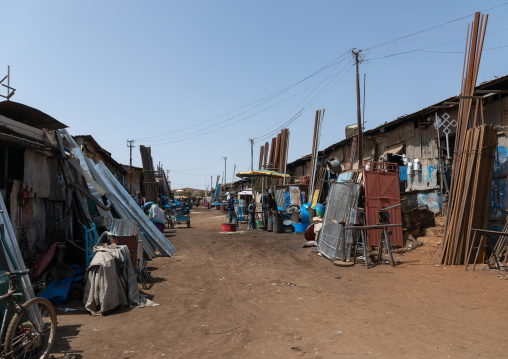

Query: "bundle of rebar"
(441, 12), (493, 265)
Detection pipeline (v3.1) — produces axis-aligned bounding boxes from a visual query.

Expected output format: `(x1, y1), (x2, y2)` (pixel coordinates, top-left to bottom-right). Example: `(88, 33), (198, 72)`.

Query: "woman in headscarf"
(145, 202), (166, 234)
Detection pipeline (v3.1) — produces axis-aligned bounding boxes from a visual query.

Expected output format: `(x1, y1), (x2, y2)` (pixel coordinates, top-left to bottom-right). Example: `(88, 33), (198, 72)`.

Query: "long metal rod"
(345, 224), (402, 230)
(353, 50), (363, 168)
(250, 138), (254, 171)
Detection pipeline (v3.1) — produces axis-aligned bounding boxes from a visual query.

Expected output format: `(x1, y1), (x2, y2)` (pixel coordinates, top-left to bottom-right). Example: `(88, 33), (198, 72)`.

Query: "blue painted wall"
(490, 145), (508, 221)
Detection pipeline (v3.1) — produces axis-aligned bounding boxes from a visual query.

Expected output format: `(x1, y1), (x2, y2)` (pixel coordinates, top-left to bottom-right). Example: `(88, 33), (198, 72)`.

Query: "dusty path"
(51, 208), (507, 359)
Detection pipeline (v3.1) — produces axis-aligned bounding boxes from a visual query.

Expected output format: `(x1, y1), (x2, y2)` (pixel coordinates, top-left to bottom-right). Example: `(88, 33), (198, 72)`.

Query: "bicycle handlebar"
(1, 270), (29, 278)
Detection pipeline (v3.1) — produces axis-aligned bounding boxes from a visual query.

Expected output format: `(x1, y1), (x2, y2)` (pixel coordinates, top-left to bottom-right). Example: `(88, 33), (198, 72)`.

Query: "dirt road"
(51, 207), (507, 359)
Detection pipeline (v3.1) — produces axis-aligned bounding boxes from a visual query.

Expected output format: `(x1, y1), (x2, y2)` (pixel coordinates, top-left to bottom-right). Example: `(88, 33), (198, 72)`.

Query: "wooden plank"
(0, 114), (49, 144)
(414, 127), (422, 159)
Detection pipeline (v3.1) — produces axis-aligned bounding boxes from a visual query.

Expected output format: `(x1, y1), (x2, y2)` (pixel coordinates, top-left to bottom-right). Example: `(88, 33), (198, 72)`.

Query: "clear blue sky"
(2, 1), (508, 189)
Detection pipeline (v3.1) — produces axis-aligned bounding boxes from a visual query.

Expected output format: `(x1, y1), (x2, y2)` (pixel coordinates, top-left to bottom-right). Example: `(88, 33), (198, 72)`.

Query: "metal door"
(364, 162), (404, 247)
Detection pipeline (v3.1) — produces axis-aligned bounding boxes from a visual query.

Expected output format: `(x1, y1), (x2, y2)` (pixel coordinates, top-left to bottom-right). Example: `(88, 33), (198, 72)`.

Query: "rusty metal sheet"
(364, 162), (404, 247)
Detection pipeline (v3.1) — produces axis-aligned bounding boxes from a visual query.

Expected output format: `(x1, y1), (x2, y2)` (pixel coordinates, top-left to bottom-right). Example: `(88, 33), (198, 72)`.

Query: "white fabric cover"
(83, 244), (157, 315)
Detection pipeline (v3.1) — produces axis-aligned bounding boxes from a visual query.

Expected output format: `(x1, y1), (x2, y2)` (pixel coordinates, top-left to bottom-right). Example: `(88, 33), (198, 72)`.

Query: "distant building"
(122, 164), (144, 196)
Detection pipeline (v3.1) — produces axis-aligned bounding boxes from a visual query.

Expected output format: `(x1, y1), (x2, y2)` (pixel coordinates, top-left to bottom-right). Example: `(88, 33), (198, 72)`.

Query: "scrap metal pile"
(59, 131), (176, 258)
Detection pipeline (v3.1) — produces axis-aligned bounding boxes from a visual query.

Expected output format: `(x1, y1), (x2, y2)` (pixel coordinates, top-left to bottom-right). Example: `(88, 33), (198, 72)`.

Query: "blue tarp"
(284, 193), (290, 208)
(40, 265), (85, 304)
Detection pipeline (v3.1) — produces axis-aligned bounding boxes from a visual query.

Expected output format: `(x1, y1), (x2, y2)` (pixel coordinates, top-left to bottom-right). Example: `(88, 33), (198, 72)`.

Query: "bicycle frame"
(0, 277), (45, 358)
(0, 299), (13, 347)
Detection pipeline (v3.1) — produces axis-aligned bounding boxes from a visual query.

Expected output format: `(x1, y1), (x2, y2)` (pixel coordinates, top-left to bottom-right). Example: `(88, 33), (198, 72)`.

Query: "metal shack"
(286, 74), (508, 232)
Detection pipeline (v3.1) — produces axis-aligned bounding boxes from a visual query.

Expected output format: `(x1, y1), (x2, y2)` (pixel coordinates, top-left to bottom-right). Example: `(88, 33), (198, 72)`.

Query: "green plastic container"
(256, 220), (263, 229)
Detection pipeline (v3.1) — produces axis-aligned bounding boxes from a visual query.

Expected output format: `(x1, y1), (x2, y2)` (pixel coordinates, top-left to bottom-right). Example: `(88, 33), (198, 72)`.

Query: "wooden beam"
(454, 95), (484, 99)
(474, 90), (508, 94)
(0, 114), (49, 144)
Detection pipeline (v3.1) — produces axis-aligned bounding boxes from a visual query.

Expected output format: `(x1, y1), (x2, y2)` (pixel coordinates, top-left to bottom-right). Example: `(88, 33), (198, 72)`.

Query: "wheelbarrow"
(166, 209), (190, 228)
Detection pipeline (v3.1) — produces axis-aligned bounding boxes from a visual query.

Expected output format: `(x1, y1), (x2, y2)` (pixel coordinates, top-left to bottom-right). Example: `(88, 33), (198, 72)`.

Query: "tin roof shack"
(122, 164), (144, 196)
(0, 101), (68, 259)
(73, 135), (127, 188)
(286, 74), (508, 235)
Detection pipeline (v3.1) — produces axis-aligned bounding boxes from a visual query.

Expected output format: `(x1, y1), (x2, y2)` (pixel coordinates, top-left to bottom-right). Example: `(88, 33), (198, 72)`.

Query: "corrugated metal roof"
(288, 74), (508, 167)
(73, 134), (126, 174)
(0, 101), (67, 130)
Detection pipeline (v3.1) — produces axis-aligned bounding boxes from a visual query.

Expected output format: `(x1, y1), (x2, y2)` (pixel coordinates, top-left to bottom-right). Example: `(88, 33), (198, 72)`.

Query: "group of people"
(135, 191), (197, 235)
(227, 189), (278, 230)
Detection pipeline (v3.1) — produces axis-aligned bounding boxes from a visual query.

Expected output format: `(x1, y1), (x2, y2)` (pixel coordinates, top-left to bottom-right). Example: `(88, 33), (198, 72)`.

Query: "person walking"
(147, 203), (166, 234)
(136, 191), (145, 208)
(267, 193), (278, 228)
(247, 199), (256, 229)
(261, 189), (270, 226)
(227, 193), (239, 227)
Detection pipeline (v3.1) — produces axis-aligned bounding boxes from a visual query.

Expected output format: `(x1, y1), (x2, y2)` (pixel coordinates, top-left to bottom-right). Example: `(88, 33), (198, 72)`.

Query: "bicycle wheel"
(5, 297), (57, 359)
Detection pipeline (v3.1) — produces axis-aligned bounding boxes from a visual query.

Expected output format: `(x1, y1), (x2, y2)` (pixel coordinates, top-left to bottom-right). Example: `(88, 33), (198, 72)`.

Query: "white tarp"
(83, 245), (157, 315)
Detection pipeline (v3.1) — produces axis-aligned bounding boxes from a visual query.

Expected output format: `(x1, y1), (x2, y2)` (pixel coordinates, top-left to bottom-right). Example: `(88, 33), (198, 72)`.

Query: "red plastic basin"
(221, 223), (236, 232)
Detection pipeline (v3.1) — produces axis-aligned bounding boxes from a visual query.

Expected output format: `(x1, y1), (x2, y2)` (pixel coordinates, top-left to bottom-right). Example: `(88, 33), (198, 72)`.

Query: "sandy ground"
(50, 207), (508, 359)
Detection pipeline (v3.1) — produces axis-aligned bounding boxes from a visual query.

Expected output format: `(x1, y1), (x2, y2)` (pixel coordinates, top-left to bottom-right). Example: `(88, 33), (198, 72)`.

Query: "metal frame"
(84, 223), (97, 268)
(466, 228), (503, 271)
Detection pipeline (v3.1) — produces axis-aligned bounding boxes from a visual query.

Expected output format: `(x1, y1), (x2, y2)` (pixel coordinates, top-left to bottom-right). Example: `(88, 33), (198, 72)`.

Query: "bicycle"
(0, 270), (56, 359)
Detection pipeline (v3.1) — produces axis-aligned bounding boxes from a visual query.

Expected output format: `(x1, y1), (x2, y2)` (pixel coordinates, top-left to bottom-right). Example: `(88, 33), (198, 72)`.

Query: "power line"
(111, 9), (508, 151)
(251, 56), (355, 143)
(132, 51), (351, 143)
(252, 55), (355, 140)
(144, 74), (344, 146)
(368, 25), (508, 61)
(254, 61), (356, 144)
(141, 56), (351, 146)
(364, 2), (508, 51)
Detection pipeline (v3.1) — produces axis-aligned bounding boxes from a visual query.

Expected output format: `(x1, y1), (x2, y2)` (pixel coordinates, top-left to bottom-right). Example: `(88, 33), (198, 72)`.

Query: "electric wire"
(368, 25), (508, 61)
(115, 4), (508, 187)
(147, 7), (508, 147)
(142, 55), (351, 145)
(137, 61), (347, 147)
(252, 56), (355, 141)
(132, 51), (350, 142)
(118, 7), (508, 151)
(144, 62), (352, 146)
(251, 56), (354, 140)
(168, 140), (250, 177)
(364, 1), (508, 51)
(254, 61), (356, 144)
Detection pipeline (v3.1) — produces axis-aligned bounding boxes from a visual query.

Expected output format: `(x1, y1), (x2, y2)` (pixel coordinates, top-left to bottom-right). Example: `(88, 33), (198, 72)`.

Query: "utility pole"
(249, 138), (254, 171)
(210, 175), (213, 197)
(166, 169), (171, 196)
(352, 48), (363, 168)
(223, 157), (228, 186)
(127, 140), (135, 194)
(231, 164), (236, 190)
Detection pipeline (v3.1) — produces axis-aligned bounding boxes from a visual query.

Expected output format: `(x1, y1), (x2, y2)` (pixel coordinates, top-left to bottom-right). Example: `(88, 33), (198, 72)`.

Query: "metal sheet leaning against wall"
(24, 150), (51, 199)
(0, 192), (36, 303)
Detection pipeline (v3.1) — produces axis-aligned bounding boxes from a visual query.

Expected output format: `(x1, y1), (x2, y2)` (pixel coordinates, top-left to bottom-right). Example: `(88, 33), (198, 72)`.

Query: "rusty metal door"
(364, 162), (403, 247)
